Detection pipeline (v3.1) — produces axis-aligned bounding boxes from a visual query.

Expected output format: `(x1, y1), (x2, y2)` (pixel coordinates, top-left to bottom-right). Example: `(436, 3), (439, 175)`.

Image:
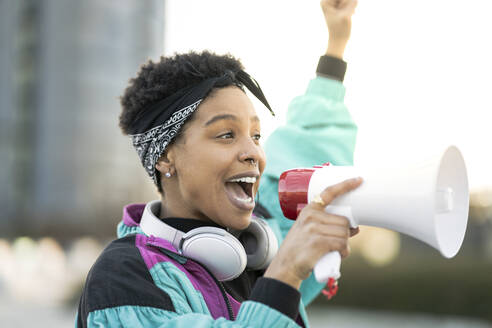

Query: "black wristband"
(249, 277), (300, 320)
(316, 55), (347, 82)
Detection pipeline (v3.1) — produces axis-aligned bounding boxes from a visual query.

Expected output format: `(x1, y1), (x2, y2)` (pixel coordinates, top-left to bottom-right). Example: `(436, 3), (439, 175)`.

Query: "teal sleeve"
(86, 303), (300, 328)
(259, 76), (357, 306)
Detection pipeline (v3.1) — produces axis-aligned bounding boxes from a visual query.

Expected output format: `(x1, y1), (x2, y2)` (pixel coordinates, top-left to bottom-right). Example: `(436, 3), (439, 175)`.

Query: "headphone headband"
(140, 200), (185, 250)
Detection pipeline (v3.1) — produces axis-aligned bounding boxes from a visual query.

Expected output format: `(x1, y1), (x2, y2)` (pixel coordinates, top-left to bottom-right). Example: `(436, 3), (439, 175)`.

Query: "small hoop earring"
(165, 172), (172, 178)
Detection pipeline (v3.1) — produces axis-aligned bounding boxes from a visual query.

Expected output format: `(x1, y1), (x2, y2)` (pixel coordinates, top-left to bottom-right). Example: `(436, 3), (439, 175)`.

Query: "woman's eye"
(252, 133), (261, 141)
(217, 132), (234, 139)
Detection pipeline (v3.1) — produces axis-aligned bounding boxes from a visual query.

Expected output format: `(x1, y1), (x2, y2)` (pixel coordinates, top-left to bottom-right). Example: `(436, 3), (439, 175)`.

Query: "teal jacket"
(76, 75), (357, 328)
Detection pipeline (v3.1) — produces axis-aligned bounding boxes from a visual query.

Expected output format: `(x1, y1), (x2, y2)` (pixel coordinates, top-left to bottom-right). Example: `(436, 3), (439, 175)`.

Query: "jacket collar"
(122, 200), (224, 234)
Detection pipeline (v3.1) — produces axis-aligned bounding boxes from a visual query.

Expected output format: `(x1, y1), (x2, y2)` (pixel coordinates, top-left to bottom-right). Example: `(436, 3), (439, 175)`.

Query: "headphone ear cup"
(180, 227), (247, 281)
(238, 217), (278, 270)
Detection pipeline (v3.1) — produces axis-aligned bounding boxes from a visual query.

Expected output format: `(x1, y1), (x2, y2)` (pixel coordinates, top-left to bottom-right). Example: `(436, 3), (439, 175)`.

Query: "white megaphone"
(278, 145), (469, 285)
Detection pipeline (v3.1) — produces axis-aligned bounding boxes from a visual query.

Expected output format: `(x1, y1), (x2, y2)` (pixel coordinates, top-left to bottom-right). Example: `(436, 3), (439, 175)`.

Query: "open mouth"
(224, 175), (257, 210)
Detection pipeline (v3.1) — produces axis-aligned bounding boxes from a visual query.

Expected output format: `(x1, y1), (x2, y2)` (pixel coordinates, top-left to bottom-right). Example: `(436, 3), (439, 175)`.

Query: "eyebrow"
(204, 114), (260, 127)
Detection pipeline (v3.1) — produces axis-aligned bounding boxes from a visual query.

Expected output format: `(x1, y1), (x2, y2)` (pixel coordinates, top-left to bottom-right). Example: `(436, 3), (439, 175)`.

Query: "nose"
(242, 157), (256, 166)
(238, 138), (262, 167)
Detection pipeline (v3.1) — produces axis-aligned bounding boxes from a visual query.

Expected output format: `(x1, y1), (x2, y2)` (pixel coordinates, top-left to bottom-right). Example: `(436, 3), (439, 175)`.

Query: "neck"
(159, 196), (181, 219)
(159, 195), (210, 223)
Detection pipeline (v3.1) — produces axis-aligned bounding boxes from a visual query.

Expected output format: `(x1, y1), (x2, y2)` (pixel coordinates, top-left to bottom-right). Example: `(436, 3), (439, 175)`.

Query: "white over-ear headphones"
(140, 200), (278, 281)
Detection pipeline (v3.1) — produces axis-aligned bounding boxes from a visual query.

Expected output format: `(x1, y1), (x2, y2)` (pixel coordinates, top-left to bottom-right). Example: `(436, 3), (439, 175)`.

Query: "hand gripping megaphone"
(278, 145), (469, 289)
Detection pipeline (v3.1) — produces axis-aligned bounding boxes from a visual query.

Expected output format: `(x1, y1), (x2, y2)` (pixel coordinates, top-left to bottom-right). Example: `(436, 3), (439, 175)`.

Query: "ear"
(155, 147), (175, 176)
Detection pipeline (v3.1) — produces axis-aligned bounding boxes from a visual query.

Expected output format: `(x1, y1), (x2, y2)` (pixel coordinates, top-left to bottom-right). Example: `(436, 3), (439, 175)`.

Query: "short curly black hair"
(119, 51), (245, 192)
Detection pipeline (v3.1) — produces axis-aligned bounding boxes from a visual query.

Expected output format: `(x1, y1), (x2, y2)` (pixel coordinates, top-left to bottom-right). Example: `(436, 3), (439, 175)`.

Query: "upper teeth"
(229, 177), (256, 183)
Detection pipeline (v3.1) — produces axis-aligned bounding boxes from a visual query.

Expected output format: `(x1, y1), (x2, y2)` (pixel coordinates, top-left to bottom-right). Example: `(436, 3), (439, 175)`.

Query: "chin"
(227, 214), (251, 230)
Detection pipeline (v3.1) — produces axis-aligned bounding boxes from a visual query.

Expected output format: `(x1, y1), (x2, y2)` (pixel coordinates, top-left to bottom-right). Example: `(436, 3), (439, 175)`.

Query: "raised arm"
(258, 0), (358, 306)
(260, 0), (358, 228)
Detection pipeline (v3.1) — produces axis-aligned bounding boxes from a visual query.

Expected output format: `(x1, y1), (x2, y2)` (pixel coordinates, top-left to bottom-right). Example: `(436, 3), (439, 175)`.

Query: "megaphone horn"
(278, 145), (469, 285)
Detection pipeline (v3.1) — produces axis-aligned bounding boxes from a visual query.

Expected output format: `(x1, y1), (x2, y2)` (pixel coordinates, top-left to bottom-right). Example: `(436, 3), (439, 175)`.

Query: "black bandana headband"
(128, 70), (274, 185)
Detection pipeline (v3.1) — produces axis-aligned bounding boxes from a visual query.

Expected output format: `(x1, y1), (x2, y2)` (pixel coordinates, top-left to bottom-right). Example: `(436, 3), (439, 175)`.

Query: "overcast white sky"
(164, 0), (492, 191)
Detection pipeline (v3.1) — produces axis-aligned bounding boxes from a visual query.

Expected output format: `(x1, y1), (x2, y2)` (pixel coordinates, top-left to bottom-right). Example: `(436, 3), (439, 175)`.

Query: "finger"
(300, 206), (350, 228)
(324, 236), (349, 255)
(311, 235), (348, 255)
(321, 0), (339, 13)
(340, 244), (351, 259)
(349, 227), (360, 237)
(344, 0), (358, 15)
(315, 223), (350, 239)
(315, 212), (351, 228)
(318, 177), (363, 206)
(339, 0), (351, 8)
(321, 0), (339, 8)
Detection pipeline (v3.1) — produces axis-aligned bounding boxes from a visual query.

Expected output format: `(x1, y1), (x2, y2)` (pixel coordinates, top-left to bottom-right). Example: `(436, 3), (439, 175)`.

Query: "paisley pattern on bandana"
(130, 99), (202, 183)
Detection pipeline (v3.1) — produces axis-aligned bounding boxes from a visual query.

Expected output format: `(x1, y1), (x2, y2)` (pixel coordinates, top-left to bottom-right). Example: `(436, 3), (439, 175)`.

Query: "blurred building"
(0, 0), (163, 239)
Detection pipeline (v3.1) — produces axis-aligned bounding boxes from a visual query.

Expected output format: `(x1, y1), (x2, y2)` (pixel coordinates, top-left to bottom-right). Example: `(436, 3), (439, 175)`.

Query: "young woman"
(77, 1), (360, 327)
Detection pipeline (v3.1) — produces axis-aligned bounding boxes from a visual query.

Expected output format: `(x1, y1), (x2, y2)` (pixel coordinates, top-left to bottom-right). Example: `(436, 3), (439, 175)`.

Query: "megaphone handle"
(314, 251), (341, 283)
(313, 205), (355, 284)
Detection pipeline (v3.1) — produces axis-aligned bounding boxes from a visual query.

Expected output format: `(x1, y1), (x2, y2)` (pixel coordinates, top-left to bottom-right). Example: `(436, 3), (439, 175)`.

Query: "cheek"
(258, 148), (267, 174)
(176, 150), (225, 193)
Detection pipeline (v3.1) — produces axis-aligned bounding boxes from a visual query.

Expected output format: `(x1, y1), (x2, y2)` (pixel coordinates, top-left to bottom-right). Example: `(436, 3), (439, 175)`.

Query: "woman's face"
(159, 86), (266, 230)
